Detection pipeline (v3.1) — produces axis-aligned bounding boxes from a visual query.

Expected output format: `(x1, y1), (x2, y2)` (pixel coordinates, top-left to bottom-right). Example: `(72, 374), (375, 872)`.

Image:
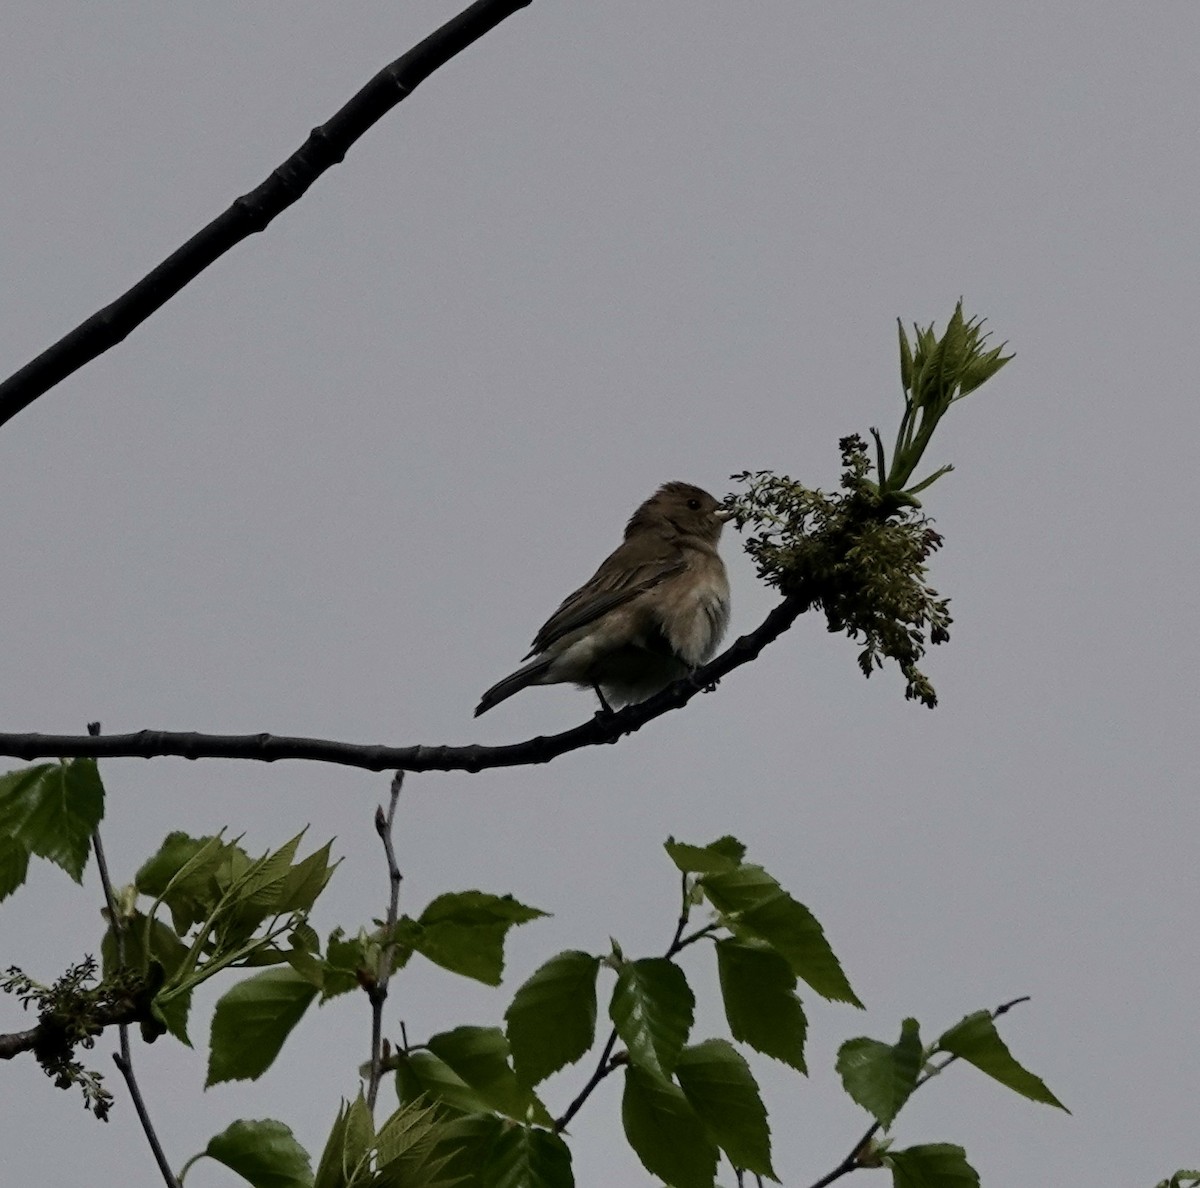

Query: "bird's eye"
(686, 498), (701, 510)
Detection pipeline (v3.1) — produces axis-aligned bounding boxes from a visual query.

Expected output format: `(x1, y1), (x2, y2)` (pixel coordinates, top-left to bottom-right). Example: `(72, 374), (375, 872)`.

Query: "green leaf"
(664, 836), (745, 874)
(884, 1143), (979, 1188)
(622, 1064), (717, 1188)
(609, 957), (694, 1078)
(343, 1094), (375, 1180)
(414, 891), (547, 986)
(0, 759), (104, 882)
(395, 1050), (492, 1116)
(0, 835), (31, 902)
(506, 950), (599, 1087)
(322, 927), (372, 1001)
(715, 939), (807, 1073)
(1154, 1171), (1200, 1188)
(898, 319), (914, 392)
(200, 1119), (312, 1188)
(207, 967), (318, 1085)
(137, 832), (233, 934)
(218, 832), (306, 936)
(374, 1100), (459, 1188)
(936, 1011), (1068, 1111)
(700, 866), (860, 1006)
(416, 1113), (506, 1188)
(153, 986), (194, 1047)
(427, 1026), (551, 1124)
(478, 1125), (574, 1188)
(276, 840), (337, 913)
(836, 1018), (923, 1129)
(675, 1039), (775, 1179)
(313, 1101), (351, 1188)
(102, 910), (189, 980)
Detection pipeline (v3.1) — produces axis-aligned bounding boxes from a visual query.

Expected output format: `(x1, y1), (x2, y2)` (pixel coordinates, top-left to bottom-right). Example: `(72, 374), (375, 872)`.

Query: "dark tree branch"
(553, 1026), (620, 1134)
(0, 999), (148, 1062)
(0, 594), (807, 774)
(0, 0), (533, 430)
(92, 763), (180, 1188)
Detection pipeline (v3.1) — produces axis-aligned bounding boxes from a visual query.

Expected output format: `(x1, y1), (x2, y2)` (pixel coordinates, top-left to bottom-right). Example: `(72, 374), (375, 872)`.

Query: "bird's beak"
(715, 508), (735, 522)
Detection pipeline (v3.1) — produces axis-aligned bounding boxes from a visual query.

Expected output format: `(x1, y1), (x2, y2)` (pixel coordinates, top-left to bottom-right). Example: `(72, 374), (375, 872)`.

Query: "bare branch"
(367, 773), (405, 1113)
(0, 595), (805, 773)
(0, 0), (534, 430)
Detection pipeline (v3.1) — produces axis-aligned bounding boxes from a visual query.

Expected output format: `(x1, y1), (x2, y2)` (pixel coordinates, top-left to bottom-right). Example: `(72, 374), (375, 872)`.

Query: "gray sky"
(1, 2), (1197, 1185)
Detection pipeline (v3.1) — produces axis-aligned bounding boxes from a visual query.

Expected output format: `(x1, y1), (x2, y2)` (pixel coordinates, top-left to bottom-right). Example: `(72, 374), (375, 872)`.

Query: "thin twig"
(554, 866), (715, 1133)
(0, 595), (807, 772)
(0, 0), (533, 431)
(112, 1050), (181, 1188)
(803, 996), (1033, 1188)
(553, 1027), (619, 1134)
(90, 722), (181, 1187)
(367, 773), (405, 1112)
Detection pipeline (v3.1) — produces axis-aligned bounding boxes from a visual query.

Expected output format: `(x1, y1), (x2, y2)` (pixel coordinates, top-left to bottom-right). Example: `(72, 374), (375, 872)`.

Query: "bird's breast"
(656, 567), (731, 668)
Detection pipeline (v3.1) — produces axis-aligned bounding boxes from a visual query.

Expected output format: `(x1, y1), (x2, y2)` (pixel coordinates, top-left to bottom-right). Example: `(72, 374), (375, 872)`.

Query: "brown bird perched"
(475, 482), (732, 717)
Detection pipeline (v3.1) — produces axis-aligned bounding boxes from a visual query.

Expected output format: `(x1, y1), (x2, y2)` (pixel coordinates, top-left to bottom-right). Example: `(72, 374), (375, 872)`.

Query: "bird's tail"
(474, 656), (554, 717)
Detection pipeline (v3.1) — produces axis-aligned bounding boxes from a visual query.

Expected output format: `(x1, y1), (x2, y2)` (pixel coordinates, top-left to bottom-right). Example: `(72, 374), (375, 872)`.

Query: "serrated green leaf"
(884, 1143), (979, 1188)
(478, 1125), (574, 1188)
(396, 1050), (492, 1116)
(427, 1026), (551, 1124)
(343, 1093), (374, 1182)
(622, 1064), (717, 1188)
(207, 967), (318, 1085)
(284, 945), (327, 990)
(153, 985), (194, 1046)
(676, 1039), (775, 1179)
(417, 1113), (505, 1188)
(217, 833), (306, 937)
(102, 910), (189, 980)
(700, 867), (860, 1006)
(836, 1018), (922, 1129)
(0, 835), (31, 902)
(414, 892), (547, 986)
(312, 1104), (350, 1188)
(0, 759), (103, 882)
(137, 832), (232, 934)
(609, 958), (694, 1078)
(313, 1101), (351, 1188)
(936, 1011), (1067, 1111)
(200, 1118), (312, 1188)
(506, 950), (599, 1087)
(664, 836), (744, 875)
(375, 1099), (440, 1167)
(715, 939), (807, 1073)
(374, 1100), (459, 1188)
(276, 840), (337, 913)
(322, 927), (373, 1001)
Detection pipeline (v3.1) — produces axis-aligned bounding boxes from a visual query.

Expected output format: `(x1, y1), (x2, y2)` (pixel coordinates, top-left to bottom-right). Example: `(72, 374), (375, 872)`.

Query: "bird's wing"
(525, 542), (687, 657)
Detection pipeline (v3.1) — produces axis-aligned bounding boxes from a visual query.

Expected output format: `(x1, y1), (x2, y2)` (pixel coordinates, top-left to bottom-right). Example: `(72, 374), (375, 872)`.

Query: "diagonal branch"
(0, 0), (533, 431)
(0, 594), (808, 774)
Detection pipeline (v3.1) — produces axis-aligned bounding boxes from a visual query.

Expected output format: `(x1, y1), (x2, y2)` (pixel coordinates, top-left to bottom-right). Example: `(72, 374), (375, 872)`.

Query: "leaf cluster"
(103, 828), (338, 1050)
(730, 440), (952, 706)
(0, 956), (146, 1119)
(383, 835), (860, 1188)
(726, 303), (1009, 707)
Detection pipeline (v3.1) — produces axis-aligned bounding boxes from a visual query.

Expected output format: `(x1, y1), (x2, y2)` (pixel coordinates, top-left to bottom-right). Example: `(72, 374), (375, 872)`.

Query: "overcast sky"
(1, 3), (1197, 1186)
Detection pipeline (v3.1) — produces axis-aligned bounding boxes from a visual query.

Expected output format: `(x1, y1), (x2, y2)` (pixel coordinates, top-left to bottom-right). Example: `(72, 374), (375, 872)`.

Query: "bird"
(475, 481), (732, 717)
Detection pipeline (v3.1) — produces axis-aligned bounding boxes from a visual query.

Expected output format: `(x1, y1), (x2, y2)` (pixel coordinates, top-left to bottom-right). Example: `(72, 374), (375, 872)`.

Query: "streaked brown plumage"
(475, 482), (731, 716)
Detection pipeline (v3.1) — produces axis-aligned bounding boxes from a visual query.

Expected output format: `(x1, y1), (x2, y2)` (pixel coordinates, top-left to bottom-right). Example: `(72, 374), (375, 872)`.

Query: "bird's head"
(624, 481), (731, 544)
